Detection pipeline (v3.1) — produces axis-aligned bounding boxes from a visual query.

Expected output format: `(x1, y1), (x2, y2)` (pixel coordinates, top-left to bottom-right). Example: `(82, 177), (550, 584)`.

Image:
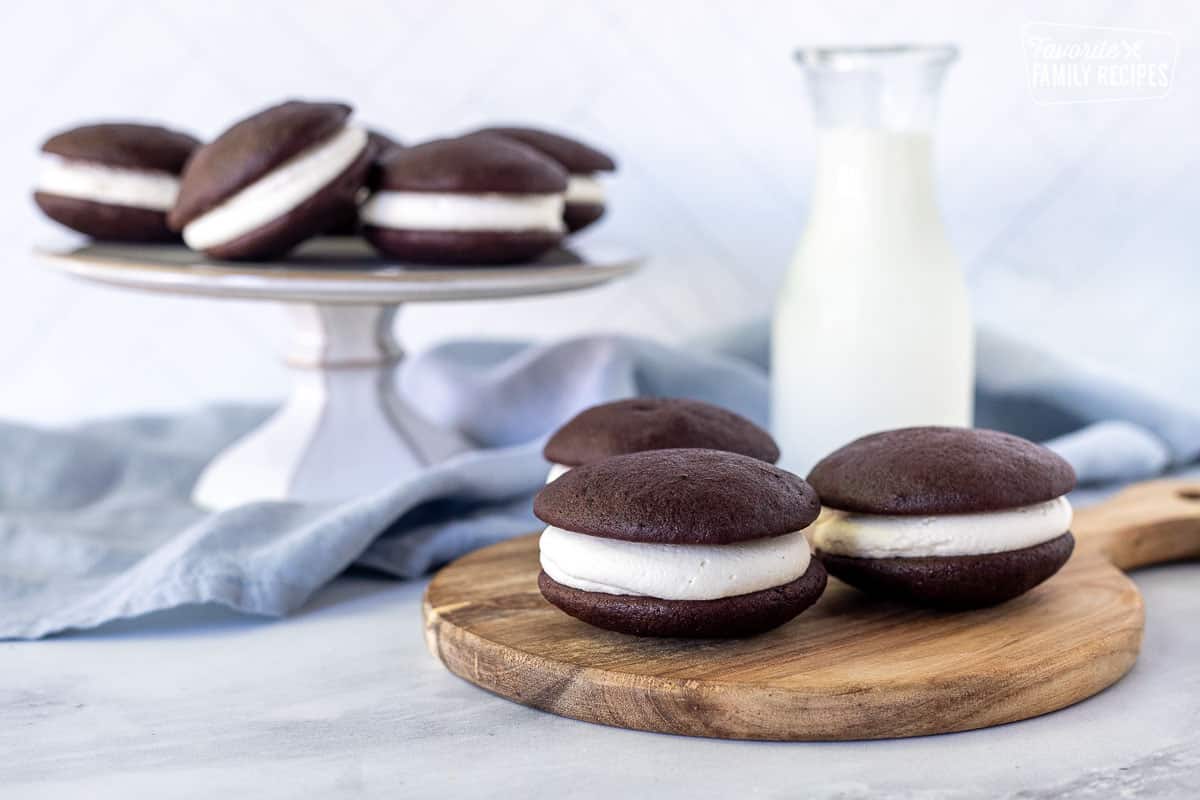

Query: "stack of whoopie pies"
(534, 397), (827, 637)
(534, 403), (1079, 639)
(34, 99), (616, 265)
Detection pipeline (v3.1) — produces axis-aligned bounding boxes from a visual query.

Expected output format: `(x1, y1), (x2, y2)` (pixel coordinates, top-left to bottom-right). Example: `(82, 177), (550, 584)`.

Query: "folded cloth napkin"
(2, 323), (1198, 639)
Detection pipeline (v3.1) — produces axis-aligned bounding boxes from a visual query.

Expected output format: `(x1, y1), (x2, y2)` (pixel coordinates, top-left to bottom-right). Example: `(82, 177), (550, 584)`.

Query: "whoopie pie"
(359, 133), (568, 265)
(169, 100), (371, 260)
(534, 449), (826, 638)
(474, 126), (615, 232)
(806, 426), (1077, 609)
(34, 122), (200, 242)
(543, 397), (779, 482)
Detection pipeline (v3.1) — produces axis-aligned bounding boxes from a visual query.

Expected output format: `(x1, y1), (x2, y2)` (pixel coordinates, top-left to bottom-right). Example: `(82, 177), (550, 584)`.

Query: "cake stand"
(37, 238), (640, 510)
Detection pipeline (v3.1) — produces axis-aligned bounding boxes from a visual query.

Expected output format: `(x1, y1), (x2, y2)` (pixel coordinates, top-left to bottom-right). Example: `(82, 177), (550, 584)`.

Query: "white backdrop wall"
(4, 0), (1197, 423)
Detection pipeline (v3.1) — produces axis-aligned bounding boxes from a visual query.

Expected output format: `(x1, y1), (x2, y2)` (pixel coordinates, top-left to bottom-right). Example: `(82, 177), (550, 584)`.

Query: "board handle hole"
(1177, 489), (1200, 501)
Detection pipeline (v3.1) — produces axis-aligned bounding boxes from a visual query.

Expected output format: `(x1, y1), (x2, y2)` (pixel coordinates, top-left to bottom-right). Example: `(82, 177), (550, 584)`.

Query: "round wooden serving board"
(423, 479), (1200, 740)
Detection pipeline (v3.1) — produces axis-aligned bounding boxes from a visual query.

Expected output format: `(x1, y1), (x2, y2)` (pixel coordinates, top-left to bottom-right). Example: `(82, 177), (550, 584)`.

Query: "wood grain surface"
(423, 479), (1200, 740)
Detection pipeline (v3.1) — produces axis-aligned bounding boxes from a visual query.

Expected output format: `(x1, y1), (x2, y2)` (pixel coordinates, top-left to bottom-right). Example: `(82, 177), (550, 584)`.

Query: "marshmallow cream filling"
(545, 463), (572, 483)
(565, 174), (604, 205)
(539, 526), (812, 601)
(809, 496), (1073, 559)
(360, 190), (565, 233)
(38, 156), (179, 211)
(183, 125), (368, 250)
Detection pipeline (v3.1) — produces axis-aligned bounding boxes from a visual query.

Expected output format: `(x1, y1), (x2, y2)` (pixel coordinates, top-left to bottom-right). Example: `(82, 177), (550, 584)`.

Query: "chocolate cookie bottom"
(816, 531), (1075, 609)
(538, 558), (827, 638)
(364, 227), (563, 265)
(35, 192), (178, 242)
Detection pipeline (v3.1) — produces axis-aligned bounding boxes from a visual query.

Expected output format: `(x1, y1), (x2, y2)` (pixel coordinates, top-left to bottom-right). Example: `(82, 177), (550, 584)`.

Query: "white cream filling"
(183, 125), (367, 251)
(809, 496), (1073, 559)
(539, 526), (812, 601)
(565, 174), (604, 206)
(545, 463), (572, 483)
(360, 190), (565, 233)
(37, 155), (179, 211)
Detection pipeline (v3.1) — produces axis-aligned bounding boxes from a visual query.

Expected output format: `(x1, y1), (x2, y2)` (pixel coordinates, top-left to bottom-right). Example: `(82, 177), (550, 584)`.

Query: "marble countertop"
(4, 563), (1197, 799)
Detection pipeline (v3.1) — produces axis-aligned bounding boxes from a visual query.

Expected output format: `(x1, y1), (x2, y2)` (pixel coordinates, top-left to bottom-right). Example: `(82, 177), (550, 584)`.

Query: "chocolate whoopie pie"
(34, 123), (200, 242)
(806, 426), (1078, 609)
(534, 449), (827, 638)
(169, 100), (371, 260)
(359, 134), (568, 265)
(475, 126), (615, 232)
(324, 129), (403, 235)
(544, 397), (779, 482)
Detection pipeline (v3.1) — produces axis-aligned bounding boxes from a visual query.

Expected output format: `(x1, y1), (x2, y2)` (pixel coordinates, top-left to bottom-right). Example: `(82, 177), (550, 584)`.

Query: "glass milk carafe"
(772, 45), (973, 476)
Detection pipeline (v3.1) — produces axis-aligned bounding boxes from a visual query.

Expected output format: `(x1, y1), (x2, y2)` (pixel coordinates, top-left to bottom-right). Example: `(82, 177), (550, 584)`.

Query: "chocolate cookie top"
(170, 100), (353, 228)
(534, 449), (819, 545)
(372, 134), (567, 194)
(807, 426), (1077, 516)
(544, 397), (779, 466)
(474, 126), (615, 173)
(41, 123), (199, 173)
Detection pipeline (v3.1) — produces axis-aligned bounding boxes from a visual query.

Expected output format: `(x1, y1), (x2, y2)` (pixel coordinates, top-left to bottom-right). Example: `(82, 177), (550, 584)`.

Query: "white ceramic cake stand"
(38, 238), (640, 510)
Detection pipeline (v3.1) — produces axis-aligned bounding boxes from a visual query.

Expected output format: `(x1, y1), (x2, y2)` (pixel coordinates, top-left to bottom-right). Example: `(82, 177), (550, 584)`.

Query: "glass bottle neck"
(797, 45), (956, 233)
(797, 44), (956, 133)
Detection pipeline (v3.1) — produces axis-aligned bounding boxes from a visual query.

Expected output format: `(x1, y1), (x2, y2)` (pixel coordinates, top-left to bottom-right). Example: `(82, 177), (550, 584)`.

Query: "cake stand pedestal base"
(191, 303), (471, 510)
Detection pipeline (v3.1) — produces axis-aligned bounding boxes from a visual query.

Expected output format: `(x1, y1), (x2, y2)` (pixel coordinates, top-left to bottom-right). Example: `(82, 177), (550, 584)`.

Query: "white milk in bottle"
(773, 46), (973, 475)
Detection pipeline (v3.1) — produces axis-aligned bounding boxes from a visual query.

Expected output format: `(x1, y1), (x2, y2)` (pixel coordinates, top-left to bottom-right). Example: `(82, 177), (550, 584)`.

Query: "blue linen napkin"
(1, 324), (1197, 639)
